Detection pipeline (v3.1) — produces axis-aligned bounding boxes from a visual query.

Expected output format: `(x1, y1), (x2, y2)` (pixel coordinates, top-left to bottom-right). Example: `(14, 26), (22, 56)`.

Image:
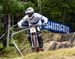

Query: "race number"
(30, 27), (36, 33)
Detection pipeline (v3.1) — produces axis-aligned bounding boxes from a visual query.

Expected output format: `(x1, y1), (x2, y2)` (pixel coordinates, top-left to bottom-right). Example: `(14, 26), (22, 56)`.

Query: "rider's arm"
(41, 16), (48, 24)
(34, 13), (48, 24)
(18, 15), (28, 28)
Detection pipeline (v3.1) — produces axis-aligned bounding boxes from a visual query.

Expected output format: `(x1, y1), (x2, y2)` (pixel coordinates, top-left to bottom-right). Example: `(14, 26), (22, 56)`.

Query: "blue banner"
(43, 20), (70, 33)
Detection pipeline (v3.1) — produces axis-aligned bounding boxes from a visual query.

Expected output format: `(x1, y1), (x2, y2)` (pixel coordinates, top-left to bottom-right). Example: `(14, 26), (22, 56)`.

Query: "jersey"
(18, 13), (48, 28)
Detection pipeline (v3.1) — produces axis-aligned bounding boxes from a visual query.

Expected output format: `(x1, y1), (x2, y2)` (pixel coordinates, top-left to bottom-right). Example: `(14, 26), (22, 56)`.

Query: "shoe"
(39, 48), (44, 51)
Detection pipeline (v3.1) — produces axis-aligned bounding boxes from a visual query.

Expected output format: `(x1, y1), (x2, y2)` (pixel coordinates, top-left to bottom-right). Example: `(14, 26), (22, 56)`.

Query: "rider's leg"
(37, 32), (44, 51)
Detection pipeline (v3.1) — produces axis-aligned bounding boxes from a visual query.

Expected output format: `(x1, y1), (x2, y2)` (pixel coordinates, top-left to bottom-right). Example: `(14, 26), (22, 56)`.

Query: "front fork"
(31, 33), (40, 52)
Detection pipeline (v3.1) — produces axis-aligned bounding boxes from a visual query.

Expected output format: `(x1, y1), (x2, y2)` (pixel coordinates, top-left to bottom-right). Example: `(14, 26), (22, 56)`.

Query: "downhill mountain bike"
(29, 25), (41, 52)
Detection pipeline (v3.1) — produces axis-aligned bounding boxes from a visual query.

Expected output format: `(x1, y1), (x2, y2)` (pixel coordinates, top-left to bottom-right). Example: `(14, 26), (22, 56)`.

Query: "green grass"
(0, 32), (31, 59)
(24, 47), (75, 59)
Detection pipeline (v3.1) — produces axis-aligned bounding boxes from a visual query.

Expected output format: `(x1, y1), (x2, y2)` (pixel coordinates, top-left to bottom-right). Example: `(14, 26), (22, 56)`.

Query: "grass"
(24, 47), (75, 59)
(0, 32), (31, 59)
(0, 47), (19, 59)
(0, 30), (75, 59)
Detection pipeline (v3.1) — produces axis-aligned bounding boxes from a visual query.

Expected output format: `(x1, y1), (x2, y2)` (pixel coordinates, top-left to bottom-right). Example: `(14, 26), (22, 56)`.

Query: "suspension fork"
(31, 33), (39, 52)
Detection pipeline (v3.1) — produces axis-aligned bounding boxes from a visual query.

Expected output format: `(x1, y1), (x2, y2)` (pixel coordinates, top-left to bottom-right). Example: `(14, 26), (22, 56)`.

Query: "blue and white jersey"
(18, 13), (48, 28)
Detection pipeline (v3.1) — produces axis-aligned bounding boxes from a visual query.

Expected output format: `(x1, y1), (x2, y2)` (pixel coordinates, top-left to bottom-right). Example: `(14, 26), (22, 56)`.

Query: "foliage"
(0, 32), (31, 58)
(35, 0), (75, 31)
(0, 6), (3, 13)
(2, 0), (24, 14)
(0, 0), (75, 58)
(0, 19), (4, 35)
(0, 0), (75, 31)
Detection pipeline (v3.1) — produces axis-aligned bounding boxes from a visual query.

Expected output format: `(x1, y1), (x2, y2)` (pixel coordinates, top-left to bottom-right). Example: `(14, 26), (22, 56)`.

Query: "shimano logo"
(44, 20), (70, 33)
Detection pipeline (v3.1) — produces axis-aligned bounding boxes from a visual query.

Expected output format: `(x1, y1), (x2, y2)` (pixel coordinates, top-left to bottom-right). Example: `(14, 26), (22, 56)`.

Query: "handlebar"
(11, 24), (46, 37)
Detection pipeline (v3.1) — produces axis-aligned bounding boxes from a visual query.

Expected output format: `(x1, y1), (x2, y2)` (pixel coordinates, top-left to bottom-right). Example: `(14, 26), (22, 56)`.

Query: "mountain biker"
(18, 7), (48, 51)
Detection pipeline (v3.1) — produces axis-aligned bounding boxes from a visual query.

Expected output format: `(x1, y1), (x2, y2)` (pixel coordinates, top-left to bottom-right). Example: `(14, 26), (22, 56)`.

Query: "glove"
(42, 23), (47, 26)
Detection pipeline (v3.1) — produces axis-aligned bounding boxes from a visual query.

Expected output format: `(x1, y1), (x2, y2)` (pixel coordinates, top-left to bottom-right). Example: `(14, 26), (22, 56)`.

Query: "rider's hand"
(42, 23), (47, 26)
(30, 25), (37, 27)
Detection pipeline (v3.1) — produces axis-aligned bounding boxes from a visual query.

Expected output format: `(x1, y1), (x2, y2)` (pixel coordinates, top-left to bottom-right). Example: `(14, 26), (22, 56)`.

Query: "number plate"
(30, 27), (36, 33)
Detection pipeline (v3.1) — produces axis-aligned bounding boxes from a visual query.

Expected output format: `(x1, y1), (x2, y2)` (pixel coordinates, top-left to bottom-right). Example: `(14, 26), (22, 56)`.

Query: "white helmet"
(25, 7), (34, 14)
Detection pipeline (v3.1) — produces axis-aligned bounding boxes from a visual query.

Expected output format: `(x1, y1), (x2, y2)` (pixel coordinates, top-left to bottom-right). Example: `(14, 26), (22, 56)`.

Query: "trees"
(0, 0), (34, 48)
(0, 0), (75, 48)
(38, 0), (75, 31)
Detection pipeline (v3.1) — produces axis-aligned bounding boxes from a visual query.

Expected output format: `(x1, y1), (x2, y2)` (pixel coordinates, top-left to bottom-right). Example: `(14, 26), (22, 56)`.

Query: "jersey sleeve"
(34, 13), (48, 24)
(41, 16), (48, 24)
(18, 15), (28, 28)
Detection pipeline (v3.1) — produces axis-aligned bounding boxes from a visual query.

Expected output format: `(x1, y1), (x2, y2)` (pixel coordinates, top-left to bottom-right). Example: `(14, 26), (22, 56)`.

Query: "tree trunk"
(7, 13), (11, 47)
(38, 0), (42, 14)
